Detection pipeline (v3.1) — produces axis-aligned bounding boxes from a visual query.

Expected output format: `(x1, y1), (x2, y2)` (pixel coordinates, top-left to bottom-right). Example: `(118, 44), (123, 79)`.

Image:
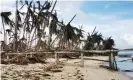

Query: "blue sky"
(81, 1), (133, 19)
(80, 1), (133, 49)
(79, 1), (133, 24)
(0, 1), (133, 49)
(82, 1), (133, 13)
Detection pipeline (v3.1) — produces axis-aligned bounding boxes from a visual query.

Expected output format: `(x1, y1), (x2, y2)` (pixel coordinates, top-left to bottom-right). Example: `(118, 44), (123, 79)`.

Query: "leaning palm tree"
(71, 25), (84, 49)
(0, 12), (12, 45)
(49, 15), (77, 49)
(102, 37), (115, 50)
(57, 15), (77, 49)
(84, 30), (103, 50)
(92, 32), (103, 49)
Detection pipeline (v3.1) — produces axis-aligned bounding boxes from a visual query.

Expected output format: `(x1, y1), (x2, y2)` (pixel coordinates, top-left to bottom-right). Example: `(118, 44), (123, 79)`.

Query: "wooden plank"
(0, 51), (6, 53)
(109, 53), (111, 68)
(2, 49), (133, 55)
(80, 52), (84, 67)
(114, 56), (118, 70)
(59, 49), (133, 53)
(110, 52), (114, 68)
(55, 53), (59, 64)
(3, 51), (105, 55)
(6, 54), (9, 60)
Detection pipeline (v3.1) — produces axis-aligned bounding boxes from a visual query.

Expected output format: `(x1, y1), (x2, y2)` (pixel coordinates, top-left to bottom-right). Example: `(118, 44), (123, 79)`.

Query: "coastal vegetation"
(0, 0), (115, 53)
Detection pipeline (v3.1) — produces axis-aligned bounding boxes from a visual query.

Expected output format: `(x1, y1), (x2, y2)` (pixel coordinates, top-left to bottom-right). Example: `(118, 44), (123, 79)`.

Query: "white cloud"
(122, 34), (133, 47)
(0, 0), (15, 12)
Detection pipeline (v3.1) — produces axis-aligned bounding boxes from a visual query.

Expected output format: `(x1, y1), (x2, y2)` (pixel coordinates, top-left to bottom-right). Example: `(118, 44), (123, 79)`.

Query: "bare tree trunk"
(29, 28), (36, 49)
(14, 0), (18, 52)
(2, 18), (6, 45)
(48, 0), (57, 50)
(28, 33), (30, 49)
(35, 29), (37, 47)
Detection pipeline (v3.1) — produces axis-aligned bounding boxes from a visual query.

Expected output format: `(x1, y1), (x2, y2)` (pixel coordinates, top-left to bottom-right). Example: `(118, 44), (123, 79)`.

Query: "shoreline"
(1, 56), (132, 80)
(115, 56), (133, 79)
(65, 56), (131, 80)
(104, 56), (133, 80)
(119, 70), (133, 80)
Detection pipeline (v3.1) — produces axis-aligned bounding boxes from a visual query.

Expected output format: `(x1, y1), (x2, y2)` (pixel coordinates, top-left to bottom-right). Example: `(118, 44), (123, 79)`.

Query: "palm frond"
(6, 29), (12, 35)
(1, 12), (12, 25)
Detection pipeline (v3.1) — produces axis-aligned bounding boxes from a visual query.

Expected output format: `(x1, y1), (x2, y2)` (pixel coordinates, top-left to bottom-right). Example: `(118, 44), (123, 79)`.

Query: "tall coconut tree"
(18, 0), (50, 50)
(22, 0), (58, 50)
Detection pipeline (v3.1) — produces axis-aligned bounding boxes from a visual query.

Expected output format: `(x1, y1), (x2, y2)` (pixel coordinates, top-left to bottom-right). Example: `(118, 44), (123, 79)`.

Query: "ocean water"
(117, 52), (133, 78)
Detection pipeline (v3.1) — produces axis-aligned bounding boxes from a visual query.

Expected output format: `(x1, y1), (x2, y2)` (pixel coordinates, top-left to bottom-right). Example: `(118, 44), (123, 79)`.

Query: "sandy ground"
(0, 56), (132, 80)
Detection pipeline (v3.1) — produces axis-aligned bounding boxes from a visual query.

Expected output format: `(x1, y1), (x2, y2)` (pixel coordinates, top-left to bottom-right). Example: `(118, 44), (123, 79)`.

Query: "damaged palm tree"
(0, 12), (12, 47)
(0, 0), (73, 64)
(84, 27), (103, 50)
